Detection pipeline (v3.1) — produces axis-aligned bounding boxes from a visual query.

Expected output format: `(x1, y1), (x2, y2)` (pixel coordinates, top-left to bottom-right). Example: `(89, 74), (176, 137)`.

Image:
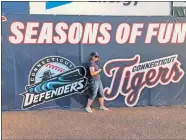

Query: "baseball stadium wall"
(2, 14), (186, 111)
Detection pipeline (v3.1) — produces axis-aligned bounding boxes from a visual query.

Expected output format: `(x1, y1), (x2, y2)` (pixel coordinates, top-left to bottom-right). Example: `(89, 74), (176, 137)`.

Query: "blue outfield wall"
(2, 14), (186, 111)
(2, 2), (29, 14)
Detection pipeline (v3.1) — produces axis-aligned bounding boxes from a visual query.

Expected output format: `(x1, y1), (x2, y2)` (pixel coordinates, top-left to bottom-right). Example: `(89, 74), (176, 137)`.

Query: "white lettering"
(24, 22), (39, 43)
(54, 22), (68, 44)
(116, 23), (130, 44)
(33, 94), (39, 103)
(98, 23), (112, 44)
(23, 93), (34, 107)
(158, 23), (173, 43)
(77, 80), (84, 90)
(129, 24), (144, 43)
(45, 91), (51, 100)
(82, 23), (99, 44)
(145, 23), (159, 43)
(68, 23), (83, 44)
(39, 92), (46, 102)
(9, 22), (24, 44)
(171, 23), (186, 43)
(70, 82), (78, 92)
(64, 84), (71, 93)
(37, 23), (53, 43)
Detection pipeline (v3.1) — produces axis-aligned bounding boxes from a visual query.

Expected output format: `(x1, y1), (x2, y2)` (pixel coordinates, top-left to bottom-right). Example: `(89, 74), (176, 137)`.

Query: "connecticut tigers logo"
(103, 54), (185, 107)
(20, 56), (88, 110)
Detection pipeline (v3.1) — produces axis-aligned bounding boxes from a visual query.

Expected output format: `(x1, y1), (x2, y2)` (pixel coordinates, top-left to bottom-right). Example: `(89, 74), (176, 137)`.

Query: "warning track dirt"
(2, 106), (186, 139)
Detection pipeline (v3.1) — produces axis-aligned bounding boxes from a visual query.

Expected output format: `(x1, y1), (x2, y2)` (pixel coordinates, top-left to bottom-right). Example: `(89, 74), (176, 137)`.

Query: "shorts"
(89, 79), (104, 100)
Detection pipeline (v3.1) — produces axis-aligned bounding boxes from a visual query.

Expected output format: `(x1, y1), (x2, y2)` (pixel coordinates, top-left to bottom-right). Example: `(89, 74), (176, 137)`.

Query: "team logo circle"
(28, 56), (76, 85)
(21, 56), (88, 110)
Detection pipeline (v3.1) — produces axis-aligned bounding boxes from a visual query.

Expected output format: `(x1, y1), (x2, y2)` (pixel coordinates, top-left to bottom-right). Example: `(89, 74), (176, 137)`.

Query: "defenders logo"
(21, 56), (88, 110)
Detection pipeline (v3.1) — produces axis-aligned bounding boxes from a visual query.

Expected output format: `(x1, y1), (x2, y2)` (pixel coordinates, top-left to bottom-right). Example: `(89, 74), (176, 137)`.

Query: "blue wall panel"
(2, 2), (29, 14)
(2, 14), (186, 111)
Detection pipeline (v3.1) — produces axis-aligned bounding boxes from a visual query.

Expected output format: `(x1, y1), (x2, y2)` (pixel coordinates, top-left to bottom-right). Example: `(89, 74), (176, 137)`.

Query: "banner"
(29, 1), (171, 16)
(2, 14), (186, 111)
(173, 2), (186, 17)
